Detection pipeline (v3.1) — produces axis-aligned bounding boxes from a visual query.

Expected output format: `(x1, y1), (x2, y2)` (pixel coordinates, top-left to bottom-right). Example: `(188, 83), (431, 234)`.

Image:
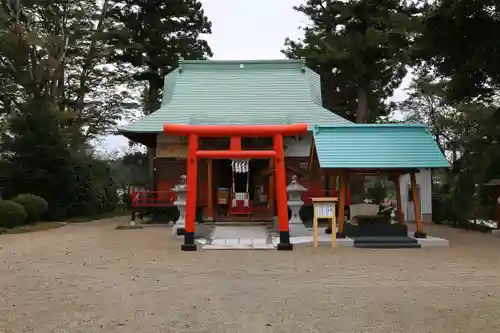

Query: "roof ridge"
(179, 58), (303, 65)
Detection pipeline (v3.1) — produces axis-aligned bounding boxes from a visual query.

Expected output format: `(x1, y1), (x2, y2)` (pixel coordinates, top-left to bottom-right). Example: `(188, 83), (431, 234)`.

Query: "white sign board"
(311, 197), (337, 249)
(315, 202), (334, 218)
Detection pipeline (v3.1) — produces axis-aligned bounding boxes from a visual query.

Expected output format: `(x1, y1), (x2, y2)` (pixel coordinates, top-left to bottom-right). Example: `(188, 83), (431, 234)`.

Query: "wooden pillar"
(206, 159), (213, 221)
(410, 172), (426, 238)
(274, 134), (292, 250)
(330, 170), (338, 197)
(268, 159), (275, 216)
(394, 176), (404, 224)
(326, 170), (339, 233)
(337, 171), (346, 237)
(183, 134), (198, 251)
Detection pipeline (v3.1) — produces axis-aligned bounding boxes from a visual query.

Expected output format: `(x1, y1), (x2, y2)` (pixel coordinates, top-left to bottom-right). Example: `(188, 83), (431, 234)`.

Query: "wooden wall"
(156, 134), (188, 158)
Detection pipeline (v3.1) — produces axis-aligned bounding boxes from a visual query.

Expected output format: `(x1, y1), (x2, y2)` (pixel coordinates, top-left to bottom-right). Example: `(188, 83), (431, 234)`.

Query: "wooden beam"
(336, 168), (420, 176)
(410, 172), (425, 237)
(394, 175), (403, 224)
(308, 140), (316, 174)
(206, 159), (213, 221)
(337, 171), (346, 235)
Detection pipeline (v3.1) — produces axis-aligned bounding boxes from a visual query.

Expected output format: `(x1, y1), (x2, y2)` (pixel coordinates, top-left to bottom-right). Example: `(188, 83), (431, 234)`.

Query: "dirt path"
(1, 218), (499, 333)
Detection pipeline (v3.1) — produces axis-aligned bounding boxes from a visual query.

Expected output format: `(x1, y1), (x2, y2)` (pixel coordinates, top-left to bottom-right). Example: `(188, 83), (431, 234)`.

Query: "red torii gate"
(163, 123), (308, 251)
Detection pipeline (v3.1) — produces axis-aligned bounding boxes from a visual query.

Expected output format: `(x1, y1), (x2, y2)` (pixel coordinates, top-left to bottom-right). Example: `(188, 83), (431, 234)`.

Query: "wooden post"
(394, 176), (403, 224)
(206, 159), (213, 221)
(330, 170), (338, 196)
(268, 159), (275, 216)
(183, 134), (199, 251)
(337, 171), (346, 236)
(328, 170), (338, 232)
(410, 172), (426, 238)
(313, 211), (319, 248)
(331, 201), (337, 247)
(274, 134), (292, 250)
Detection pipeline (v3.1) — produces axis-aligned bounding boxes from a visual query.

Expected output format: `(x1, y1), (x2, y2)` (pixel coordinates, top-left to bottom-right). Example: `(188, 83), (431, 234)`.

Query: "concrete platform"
(193, 225), (450, 250)
(414, 236), (450, 248)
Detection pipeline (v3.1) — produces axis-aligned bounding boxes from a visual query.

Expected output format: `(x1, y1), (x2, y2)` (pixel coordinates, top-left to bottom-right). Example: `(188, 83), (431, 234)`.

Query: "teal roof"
(313, 124), (450, 169)
(120, 59), (351, 134)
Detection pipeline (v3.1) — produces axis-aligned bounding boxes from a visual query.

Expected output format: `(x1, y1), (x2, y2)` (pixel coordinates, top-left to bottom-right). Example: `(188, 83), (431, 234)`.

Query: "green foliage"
(0, 100), (119, 220)
(108, 0), (213, 113)
(0, 200), (28, 228)
(415, 0), (500, 102)
(283, 0), (420, 123)
(0, 0), (139, 144)
(366, 180), (387, 204)
(110, 151), (149, 189)
(12, 194), (49, 223)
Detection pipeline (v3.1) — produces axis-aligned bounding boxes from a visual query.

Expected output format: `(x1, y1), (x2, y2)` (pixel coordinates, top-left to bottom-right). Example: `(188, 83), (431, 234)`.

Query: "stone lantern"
(286, 175), (308, 236)
(171, 175), (187, 236)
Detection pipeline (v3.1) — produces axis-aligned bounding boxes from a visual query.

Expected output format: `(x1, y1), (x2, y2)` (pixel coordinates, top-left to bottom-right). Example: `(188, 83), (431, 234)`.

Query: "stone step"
(354, 243), (421, 249)
(202, 244), (275, 250)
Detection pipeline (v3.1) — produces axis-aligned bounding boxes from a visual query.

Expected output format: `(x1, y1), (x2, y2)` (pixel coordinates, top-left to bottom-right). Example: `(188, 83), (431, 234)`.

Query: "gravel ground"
(1, 218), (500, 333)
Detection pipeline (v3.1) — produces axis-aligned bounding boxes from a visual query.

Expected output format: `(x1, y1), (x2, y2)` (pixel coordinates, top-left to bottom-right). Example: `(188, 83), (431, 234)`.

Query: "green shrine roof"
(119, 59), (352, 138)
(313, 124), (450, 169)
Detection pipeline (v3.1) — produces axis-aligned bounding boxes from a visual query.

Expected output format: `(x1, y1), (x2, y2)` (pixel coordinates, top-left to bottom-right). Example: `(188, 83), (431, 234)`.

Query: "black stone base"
(181, 231), (197, 251)
(343, 223), (408, 238)
(277, 243), (293, 251)
(336, 232), (345, 238)
(325, 227), (332, 234)
(181, 243), (197, 251)
(176, 227), (186, 236)
(413, 231), (427, 238)
(277, 231), (293, 251)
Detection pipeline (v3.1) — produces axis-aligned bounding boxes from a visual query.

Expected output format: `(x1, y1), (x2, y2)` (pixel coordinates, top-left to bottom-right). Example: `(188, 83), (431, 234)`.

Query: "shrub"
(12, 194), (49, 223)
(0, 200), (28, 228)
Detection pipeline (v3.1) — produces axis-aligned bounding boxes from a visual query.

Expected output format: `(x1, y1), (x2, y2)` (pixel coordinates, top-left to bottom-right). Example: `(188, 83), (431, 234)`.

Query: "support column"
(394, 176), (404, 224)
(206, 159), (214, 221)
(336, 171), (346, 238)
(274, 134), (292, 250)
(325, 170), (339, 234)
(182, 134), (199, 251)
(410, 172), (426, 238)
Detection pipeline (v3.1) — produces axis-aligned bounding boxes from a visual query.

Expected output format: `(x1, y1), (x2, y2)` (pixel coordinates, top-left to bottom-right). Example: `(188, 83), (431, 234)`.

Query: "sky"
(99, 0), (411, 153)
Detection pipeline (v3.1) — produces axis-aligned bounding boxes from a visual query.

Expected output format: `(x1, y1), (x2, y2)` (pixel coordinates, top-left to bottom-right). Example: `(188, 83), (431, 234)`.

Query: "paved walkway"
(203, 226), (274, 250)
(200, 224), (449, 250)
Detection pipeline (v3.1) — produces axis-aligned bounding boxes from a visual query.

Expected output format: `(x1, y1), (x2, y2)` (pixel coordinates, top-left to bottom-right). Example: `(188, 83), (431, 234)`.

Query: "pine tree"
(109, 0), (213, 113)
(283, 0), (420, 123)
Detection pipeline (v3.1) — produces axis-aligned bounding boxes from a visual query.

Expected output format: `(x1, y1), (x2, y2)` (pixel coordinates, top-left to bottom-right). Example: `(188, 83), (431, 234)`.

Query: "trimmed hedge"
(0, 200), (28, 228)
(12, 194), (49, 223)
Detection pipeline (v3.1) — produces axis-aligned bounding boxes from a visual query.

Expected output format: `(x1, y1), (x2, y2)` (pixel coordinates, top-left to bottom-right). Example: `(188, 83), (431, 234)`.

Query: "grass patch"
(3, 222), (66, 234)
(65, 210), (130, 223)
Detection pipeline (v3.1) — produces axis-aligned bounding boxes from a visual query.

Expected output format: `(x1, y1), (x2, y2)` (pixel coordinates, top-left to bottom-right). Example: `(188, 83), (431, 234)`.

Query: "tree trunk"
(355, 87), (369, 124)
(145, 79), (161, 189)
(350, 86), (370, 204)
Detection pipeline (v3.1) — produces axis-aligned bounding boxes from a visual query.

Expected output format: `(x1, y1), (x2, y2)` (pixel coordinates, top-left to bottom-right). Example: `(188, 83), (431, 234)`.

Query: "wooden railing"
(130, 190), (176, 208)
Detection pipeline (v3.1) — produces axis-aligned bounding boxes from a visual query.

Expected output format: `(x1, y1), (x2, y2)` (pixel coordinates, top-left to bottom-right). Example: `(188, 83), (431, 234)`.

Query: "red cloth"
(229, 199), (252, 215)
